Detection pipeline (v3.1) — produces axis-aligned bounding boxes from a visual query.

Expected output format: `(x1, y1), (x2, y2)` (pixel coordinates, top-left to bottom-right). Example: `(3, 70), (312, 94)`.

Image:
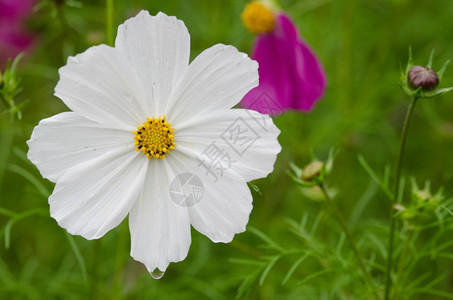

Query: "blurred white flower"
(27, 11), (281, 275)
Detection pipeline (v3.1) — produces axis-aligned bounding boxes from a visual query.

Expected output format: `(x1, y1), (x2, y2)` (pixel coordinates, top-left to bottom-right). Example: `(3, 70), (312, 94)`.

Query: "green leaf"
(248, 226), (284, 252)
(3, 208), (48, 249)
(286, 168), (317, 187)
(9, 53), (24, 74)
(7, 164), (50, 198)
(427, 49), (435, 69)
(405, 46), (414, 75)
(259, 255), (282, 285)
(325, 148), (339, 173)
(432, 86), (453, 96)
(349, 179), (378, 227)
(289, 161), (303, 178)
(412, 289), (453, 299)
(281, 253), (312, 285)
(437, 59), (450, 81)
(0, 208), (15, 217)
(229, 258), (264, 266)
(248, 182), (262, 196)
(65, 232), (88, 281)
(440, 204), (453, 217)
(236, 267), (263, 299)
(297, 268), (333, 285)
(358, 155), (393, 199)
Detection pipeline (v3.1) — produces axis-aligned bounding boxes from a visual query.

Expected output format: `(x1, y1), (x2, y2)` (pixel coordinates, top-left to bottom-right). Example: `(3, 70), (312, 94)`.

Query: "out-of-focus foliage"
(2, 0), (453, 299)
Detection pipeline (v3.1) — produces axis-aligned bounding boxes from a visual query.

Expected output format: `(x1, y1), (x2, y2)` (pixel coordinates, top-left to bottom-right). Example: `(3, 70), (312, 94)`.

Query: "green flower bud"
(414, 190), (438, 213)
(401, 179), (446, 229)
(289, 149), (337, 188)
(401, 207), (417, 221)
(414, 190), (433, 203)
(301, 161), (324, 181)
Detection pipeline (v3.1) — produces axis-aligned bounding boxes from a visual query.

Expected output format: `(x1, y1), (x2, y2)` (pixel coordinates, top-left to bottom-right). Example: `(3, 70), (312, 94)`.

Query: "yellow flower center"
(241, 1), (275, 34)
(133, 116), (175, 159)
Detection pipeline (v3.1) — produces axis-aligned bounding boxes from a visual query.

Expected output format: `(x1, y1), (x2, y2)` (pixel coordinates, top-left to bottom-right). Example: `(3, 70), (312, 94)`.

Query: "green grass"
(2, 0), (453, 299)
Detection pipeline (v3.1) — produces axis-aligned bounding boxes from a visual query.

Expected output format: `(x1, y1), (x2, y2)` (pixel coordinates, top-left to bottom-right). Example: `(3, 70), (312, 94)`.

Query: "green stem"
(319, 184), (381, 300)
(55, 1), (77, 62)
(112, 222), (128, 300)
(89, 239), (102, 300)
(106, 0), (114, 46)
(56, 4), (69, 34)
(384, 97), (418, 300)
(0, 129), (14, 192)
(393, 229), (413, 299)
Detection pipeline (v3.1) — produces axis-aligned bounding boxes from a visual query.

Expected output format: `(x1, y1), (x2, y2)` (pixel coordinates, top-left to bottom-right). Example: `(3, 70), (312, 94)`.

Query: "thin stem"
(106, 0), (114, 46)
(112, 222), (128, 300)
(57, 8), (68, 31)
(55, 3), (74, 44)
(89, 239), (102, 300)
(393, 229), (413, 299)
(384, 97), (418, 300)
(55, 1), (76, 62)
(0, 130), (14, 192)
(319, 184), (381, 300)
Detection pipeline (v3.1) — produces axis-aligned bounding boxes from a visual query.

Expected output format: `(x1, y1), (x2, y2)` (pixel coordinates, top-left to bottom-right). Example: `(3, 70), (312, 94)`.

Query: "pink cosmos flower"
(0, 0), (35, 66)
(240, 2), (327, 115)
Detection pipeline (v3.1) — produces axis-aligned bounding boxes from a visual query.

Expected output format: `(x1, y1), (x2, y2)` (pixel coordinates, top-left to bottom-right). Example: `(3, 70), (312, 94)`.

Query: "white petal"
(189, 180), (252, 243)
(115, 11), (190, 116)
(55, 44), (148, 130)
(27, 112), (134, 182)
(174, 109), (281, 182)
(49, 149), (148, 240)
(166, 153), (252, 243)
(167, 44), (258, 125)
(129, 159), (191, 273)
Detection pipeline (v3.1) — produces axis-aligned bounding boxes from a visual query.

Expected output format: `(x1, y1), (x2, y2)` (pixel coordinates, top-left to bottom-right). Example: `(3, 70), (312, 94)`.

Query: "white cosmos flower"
(27, 10), (281, 274)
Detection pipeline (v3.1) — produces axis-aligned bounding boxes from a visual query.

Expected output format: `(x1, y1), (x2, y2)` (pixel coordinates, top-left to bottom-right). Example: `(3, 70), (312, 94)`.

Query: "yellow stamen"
(241, 1), (275, 34)
(133, 116), (175, 159)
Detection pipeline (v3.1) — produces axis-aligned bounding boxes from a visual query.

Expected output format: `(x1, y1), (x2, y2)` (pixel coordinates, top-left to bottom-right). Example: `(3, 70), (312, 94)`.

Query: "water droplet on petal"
(151, 268), (164, 279)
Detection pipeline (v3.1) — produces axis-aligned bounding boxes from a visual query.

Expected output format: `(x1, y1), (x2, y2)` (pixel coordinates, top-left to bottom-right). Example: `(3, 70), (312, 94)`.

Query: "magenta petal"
(0, 0), (34, 19)
(0, 0), (35, 66)
(241, 13), (327, 114)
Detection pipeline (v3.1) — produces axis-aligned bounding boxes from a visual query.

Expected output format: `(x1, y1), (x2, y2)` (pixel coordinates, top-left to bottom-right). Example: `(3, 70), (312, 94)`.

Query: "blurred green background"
(2, 0), (453, 299)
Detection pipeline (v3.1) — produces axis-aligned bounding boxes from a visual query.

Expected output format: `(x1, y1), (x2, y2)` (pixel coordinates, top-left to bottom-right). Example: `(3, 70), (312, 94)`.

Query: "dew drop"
(151, 268), (165, 279)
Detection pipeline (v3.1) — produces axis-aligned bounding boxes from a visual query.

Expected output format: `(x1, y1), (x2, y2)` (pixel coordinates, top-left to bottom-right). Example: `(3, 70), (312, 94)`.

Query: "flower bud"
(408, 65), (439, 91)
(241, 1), (275, 34)
(414, 190), (432, 203)
(393, 204), (405, 211)
(414, 190), (438, 212)
(301, 161), (324, 181)
(401, 207), (417, 222)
